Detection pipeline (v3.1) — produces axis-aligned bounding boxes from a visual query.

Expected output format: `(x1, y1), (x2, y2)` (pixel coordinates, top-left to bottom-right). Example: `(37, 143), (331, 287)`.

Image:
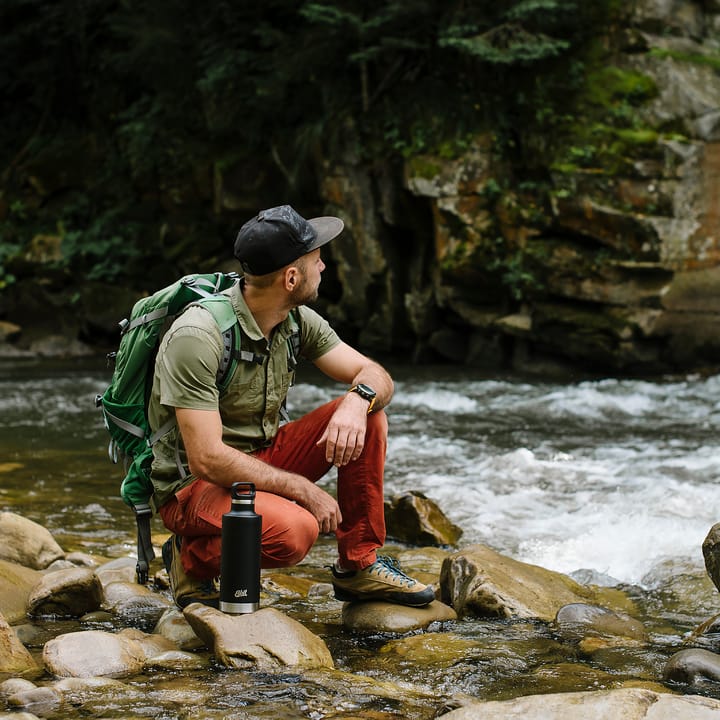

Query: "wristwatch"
(348, 383), (377, 414)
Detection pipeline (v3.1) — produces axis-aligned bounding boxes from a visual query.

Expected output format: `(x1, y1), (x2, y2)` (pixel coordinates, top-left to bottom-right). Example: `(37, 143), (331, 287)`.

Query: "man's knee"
(262, 513), (319, 568)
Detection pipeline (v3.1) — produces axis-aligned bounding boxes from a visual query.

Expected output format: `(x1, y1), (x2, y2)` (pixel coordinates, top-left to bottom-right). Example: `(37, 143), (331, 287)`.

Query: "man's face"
(292, 249), (325, 304)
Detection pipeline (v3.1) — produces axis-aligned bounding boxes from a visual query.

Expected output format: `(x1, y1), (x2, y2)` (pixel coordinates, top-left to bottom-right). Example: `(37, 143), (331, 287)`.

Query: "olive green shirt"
(148, 282), (341, 507)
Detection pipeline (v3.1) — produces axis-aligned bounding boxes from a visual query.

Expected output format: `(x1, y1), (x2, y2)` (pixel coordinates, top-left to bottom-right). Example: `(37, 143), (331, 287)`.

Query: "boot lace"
(370, 555), (417, 588)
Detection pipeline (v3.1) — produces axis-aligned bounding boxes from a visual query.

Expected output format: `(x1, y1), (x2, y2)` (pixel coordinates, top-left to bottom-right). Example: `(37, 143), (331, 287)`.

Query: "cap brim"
(307, 216), (344, 251)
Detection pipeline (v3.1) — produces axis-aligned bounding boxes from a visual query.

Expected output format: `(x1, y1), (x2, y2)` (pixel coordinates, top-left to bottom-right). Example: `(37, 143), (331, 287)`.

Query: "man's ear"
(285, 266), (298, 290)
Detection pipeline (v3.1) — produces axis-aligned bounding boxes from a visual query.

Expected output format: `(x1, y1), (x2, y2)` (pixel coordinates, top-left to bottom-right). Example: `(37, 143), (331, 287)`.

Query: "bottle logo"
(234, 588), (248, 598)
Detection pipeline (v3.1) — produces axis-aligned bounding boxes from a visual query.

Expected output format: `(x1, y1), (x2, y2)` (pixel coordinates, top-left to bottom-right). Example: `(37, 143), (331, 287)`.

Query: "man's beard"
(291, 277), (319, 305)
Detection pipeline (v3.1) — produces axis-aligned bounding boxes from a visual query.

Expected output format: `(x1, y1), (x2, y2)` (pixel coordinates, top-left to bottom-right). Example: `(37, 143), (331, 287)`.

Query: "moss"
(585, 66), (658, 108)
(406, 156), (442, 180)
(649, 48), (720, 72)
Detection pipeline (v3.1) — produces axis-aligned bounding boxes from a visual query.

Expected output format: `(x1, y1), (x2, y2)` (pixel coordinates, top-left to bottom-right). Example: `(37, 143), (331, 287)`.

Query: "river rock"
(342, 599), (456, 634)
(0, 560), (41, 624)
(702, 522), (720, 593)
(0, 512), (64, 570)
(101, 581), (172, 629)
(26, 567), (103, 618)
(439, 687), (720, 718)
(555, 603), (647, 646)
(154, 607), (204, 650)
(5, 686), (63, 716)
(663, 647), (720, 686)
(0, 613), (38, 677)
(95, 556), (138, 586)
(183, 604), (334, 671)
(384, 491), (463, 546)
(440, 544), (600, 620)
(42, 629), (146, 678)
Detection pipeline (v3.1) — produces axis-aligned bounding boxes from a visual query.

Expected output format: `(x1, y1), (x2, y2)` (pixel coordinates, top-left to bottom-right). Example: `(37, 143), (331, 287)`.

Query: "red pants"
(159, 398), (388, 579)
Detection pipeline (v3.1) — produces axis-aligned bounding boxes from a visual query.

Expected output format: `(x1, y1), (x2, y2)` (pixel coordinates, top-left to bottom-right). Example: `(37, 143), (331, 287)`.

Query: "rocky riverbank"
(4, 495), (720, 719)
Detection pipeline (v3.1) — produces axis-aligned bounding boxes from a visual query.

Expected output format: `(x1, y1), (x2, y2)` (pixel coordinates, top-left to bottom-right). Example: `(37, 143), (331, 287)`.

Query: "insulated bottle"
(219, 482), (262, 613)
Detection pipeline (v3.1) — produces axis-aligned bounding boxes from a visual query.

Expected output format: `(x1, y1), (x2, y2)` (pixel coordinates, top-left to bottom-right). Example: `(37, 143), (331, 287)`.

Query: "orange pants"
(159, 397), (388, 579)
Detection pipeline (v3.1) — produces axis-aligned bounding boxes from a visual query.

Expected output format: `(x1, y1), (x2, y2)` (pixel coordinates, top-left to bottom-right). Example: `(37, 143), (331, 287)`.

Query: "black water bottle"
(220, 482), (262, 614)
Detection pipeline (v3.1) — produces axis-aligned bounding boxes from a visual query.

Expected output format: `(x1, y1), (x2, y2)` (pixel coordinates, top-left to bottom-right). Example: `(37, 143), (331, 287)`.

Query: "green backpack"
(96, 272), (244, 583)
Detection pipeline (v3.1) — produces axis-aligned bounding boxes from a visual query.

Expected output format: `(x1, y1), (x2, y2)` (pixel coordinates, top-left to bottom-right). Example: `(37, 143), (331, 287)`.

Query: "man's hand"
(296, 480), (342, 534)
(316, 391), (369, 467)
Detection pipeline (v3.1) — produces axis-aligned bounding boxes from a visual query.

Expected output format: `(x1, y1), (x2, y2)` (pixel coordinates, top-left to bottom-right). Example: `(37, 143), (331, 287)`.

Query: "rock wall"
(318, 0), (720, 374)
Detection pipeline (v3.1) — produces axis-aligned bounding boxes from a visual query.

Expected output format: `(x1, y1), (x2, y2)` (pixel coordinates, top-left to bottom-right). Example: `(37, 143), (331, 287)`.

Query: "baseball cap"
(233, 205), (344, 275)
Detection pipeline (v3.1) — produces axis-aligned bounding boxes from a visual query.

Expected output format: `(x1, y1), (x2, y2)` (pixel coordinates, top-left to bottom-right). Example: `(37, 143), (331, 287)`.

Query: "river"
(1, 357), (719, 716)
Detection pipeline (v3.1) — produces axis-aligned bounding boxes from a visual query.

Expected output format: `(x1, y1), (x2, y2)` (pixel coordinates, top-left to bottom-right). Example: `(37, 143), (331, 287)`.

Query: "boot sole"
(333, 584), (435, 607)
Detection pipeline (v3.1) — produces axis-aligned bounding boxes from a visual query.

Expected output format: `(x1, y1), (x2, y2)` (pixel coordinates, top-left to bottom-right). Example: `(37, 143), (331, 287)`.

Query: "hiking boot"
(161, 535), (219, 609)
(329, 555), (435, 607)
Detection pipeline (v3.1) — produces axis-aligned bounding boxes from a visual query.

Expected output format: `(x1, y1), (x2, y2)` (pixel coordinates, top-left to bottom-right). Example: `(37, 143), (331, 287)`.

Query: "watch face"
(354, 383), (376, 400)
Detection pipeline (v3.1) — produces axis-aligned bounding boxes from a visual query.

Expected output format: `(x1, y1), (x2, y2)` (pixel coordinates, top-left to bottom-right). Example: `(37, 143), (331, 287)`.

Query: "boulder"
(0, 613), (38, 678)
(26, 567), (103, 618)
(440, 544), (616, 621)
(42, 630), (146, 678)
(0, 560), (41, 624)
(663, 648), (720, 686)
(342, 599), (456, 634)
(183, 604), (334, 671)
(384, 491), (463, 546)
(555, 603), (648, 645)
(101, 581), (172, 629)
(702, 522), (720, 592)
(439, 687), (720, 719)
(0, 513), (64, 570)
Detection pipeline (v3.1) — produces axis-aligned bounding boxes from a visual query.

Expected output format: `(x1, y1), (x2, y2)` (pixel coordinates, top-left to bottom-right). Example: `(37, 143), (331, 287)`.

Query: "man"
(149, 204), (434, 609)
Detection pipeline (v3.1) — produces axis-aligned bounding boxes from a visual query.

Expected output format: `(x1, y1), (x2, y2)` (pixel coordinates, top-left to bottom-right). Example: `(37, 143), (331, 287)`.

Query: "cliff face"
(317, 0), (720, 374)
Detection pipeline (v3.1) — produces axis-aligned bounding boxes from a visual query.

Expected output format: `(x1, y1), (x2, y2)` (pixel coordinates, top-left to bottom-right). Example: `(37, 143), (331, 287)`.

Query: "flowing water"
(1, 357), (720, 717)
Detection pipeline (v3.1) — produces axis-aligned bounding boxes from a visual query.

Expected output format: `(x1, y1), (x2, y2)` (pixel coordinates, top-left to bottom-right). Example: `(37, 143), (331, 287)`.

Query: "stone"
(342, 600), (457, 634)
(440, 544), (624, 621)
(663, 648), (720, 686)
(5, 686), (63, 716)
(384, 491), (463, 546)
(702, 522), (720, 592)
(42, 630), (146, 678)
(555, 603), (647, 643)
(0, 560), (41, 624)
(440, 687), (720, 719)
(183, 604), (334, 671)
(154, 608), (204, 650)
(0, 512), (64, 570)
(26, 567), (103, 618)
(0, 613), (39, 677)
(101, 581), (172, 629)
(94, 557), (137, 587)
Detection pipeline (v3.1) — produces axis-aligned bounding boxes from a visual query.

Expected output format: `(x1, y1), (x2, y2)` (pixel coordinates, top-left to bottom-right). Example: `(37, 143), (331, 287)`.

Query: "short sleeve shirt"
(148, 282), (341, 506)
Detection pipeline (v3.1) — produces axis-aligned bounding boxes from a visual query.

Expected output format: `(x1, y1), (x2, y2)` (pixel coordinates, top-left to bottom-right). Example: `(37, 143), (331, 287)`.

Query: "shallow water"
(1, 357), (720, 716)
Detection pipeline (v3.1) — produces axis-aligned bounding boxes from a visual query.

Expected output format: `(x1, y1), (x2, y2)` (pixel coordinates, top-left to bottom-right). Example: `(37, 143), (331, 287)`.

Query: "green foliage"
(0, 0), (618, 288)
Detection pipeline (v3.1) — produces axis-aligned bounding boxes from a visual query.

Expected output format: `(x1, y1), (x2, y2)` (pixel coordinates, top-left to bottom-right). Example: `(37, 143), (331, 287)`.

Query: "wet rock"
(0, 512), (64, 570)
(555, 603), (647, 645)
(6, 686), (63, 716)
(154, 607), (204, 650)
(262, 572), (319, 598)
(342, 599), (456, 634)
(64, 551), (100, 568)
(440, 544), (616, 621)
(0, 714), (42, 720)
(384, 491), (463, 546)
(0, 560), (41, 624)
(144, 650), (208, 671)
(0, 678), (37, 698)
(95, 557), (138, 587)
(378, 632), (477, 667)
(439, 687), (720, 718)
(183, 604), (334, 671)
(663, 648), (720, 686)
(26, 567), (103, 618)
(42, 629), (146, 678)
(101, 581), (172, 629)
(0, 613), (38, 677)
(702, 522), (720, 593)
